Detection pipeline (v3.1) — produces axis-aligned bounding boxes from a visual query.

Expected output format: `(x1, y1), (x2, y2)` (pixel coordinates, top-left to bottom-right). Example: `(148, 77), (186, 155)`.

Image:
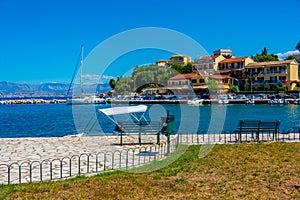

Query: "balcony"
(266, 70), (286, 74)
(246, 80), (284, 85)
(250, 81), (264, 85)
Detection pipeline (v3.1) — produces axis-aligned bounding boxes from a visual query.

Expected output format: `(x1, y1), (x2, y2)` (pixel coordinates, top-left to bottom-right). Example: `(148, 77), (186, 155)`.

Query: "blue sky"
(0, 0), (299, 84)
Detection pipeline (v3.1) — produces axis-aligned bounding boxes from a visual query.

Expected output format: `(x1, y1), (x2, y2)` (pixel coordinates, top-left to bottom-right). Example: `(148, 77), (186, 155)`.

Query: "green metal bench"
(116, 121), (163, 145)
(235, 120), (280, 142)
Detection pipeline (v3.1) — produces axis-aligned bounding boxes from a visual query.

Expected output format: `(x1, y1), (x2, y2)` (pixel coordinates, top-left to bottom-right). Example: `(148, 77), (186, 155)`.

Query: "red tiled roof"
(169, 73), (198, 80)
(199, 55), (218, 60)
(209, 75), (231, 79)
(156, 60), (168, 62)
(219, 57), (248, 63)
(246, 59), (298, 67)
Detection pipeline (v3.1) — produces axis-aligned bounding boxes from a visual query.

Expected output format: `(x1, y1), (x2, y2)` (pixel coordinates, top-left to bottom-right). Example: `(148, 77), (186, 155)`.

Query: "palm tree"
(296, 41), (300, 52)
(109, 79), (116, 90)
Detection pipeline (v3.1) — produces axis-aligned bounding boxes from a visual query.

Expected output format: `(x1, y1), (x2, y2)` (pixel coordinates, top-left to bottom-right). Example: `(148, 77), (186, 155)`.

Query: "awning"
(218, 85), (230, 89)
(193, 85), (208, 89)
(98, 105), (147, 116)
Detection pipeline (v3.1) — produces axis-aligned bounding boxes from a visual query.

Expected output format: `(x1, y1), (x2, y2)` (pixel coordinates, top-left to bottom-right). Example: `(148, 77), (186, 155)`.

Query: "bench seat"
(116, 121), (162, 145)
(235, 120), (280, 142)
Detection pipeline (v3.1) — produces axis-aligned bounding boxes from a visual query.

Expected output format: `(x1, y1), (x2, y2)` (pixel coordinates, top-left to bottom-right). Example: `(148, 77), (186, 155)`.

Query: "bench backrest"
(238, 120), (261, 129)
(116, 121), (162, 134)
(238, 120), (280, 132)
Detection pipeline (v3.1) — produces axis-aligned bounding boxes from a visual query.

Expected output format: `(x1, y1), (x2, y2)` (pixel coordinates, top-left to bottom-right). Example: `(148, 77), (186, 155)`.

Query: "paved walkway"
(0, 135), (170, 184)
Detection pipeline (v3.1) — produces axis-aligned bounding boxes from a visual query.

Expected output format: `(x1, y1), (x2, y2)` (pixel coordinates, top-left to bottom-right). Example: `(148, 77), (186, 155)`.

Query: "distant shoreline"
(1, 98), (300, 105)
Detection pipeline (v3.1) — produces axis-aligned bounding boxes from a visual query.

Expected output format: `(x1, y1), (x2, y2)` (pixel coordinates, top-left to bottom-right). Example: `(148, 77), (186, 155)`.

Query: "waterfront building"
(189, 74), (231, 94)
(193, 55), (226, 75)
(208, 75), (231, 93)
(217, 57), (254, 87)
(167, 73), (197, 87)
(169, 54), (192, 66)
(166, 73), (232, 95)
(218, 57), (254, 72)
(156, 60), (169, 67)
(213, 49), (232, 57)
(245, 59), (299, 91)
(142, 73), (196, 95)
(294, 54), (300, 76)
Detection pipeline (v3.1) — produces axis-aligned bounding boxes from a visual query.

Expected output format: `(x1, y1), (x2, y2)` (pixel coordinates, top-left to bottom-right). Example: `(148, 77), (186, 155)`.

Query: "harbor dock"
(109, 99), (300, 105)
(0, 98), (299, 105)
(0, 99), (66, 105)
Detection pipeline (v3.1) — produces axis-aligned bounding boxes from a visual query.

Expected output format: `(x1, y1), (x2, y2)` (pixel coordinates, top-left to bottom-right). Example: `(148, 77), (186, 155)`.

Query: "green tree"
(109, 78), (116, 90)
(296, 41), (300, 52)
(223, 55), (232, 59)
(134, 71), (155, 89)
(285, 55), (296, 60)
(261, 47), (268, 56)
(131, 64), (177, 93)
(253, 47), (279, 62)
(206, 79), (219, 95)
(275, 84), (287, 93)
(229, 85), (240, 93)
(114, 77), (133, 94)
(170, 63), (193, 74)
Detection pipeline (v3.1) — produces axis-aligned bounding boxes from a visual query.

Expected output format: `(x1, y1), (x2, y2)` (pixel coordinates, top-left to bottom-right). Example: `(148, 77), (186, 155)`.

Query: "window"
(279, 76), (286, 80)
(191, 79), (197, 84)
(258, 77), (264, 83)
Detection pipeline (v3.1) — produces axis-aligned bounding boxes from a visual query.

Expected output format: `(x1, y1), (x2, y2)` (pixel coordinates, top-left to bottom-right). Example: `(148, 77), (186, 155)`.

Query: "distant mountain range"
(0, 81), (111, 97)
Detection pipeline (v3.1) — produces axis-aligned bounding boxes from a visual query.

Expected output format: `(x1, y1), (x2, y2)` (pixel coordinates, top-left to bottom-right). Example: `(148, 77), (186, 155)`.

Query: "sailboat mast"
(66, 45), (84, 98)
(80, 45), (84, 97)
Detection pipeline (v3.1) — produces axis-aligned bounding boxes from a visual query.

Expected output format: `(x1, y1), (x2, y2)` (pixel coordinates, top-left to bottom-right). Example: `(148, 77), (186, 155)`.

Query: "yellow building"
(245, 59), (299, 91)
(156, 60), (169, 67)
(168, 73), (197, 87)
(193, 55), (226, 75)
(169, 54), (191, 66)
(218, 57), (254, 72)
(190, 74), (231, 94)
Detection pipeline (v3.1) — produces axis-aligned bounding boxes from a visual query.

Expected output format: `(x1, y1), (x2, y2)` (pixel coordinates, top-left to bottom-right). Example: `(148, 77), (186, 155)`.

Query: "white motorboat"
(187, 99), (204, 106)
(66, 96), (106, 105)
(246, 99), (255, 104)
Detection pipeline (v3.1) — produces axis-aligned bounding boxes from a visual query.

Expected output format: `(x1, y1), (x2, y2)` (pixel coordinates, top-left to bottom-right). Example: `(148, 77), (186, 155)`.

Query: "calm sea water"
(0, 103), (299, 138)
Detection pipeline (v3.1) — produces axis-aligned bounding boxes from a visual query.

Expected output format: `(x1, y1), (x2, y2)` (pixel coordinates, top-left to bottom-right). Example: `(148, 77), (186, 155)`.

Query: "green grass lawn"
(1, 142), (300, 199)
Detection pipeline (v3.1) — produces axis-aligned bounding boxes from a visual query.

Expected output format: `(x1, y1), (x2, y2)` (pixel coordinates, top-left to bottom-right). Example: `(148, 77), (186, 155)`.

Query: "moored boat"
(66, 96), (106, 105)
(187, 99), (204, 106)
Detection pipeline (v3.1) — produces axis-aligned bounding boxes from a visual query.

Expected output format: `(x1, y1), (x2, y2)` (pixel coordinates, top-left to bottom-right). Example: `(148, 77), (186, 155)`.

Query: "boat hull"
(66, 98), (106, 105)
